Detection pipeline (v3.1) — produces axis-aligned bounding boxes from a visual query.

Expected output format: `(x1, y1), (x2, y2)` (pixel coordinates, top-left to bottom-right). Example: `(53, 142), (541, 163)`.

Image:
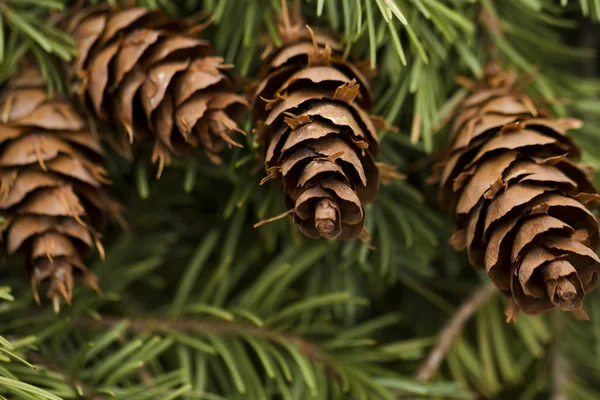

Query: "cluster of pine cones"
(0, 3), (598, 319)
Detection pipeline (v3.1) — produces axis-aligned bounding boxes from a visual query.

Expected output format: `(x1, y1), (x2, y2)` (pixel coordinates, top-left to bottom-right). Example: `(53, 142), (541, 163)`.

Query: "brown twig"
(550, 309), (569, 400)
(76, 316), (328, 363)
(478, 0), (503, 66)
(416, 284), (498, 382)
(551, 349), (569, 400)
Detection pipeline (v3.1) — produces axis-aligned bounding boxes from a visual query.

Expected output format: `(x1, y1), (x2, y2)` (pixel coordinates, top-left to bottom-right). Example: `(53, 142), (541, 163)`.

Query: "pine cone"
(251, 14), (382, 240)
(66, 6), (248, 173)
(438, 65), (600, 318)
(0, 65), (122, 308)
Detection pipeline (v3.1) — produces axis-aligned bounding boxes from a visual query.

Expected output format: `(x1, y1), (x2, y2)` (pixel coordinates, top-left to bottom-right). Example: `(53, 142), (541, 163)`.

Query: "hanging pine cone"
(251, 7), (383, 240)
(437, 64), (600, 319)
(65, 6), (248, 173)
(0, 65), (122, 309)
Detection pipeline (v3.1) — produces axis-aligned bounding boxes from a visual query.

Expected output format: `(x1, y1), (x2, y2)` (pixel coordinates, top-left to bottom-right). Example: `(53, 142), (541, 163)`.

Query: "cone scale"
(251, 11), (383, 240)
(437, 65), (600, 319)
(66, 6), (248, 173)
(0, 65), (121, 308)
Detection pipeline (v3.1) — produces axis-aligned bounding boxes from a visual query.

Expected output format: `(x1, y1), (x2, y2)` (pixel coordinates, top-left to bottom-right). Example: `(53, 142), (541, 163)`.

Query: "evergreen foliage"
(0, 0), (600, 399)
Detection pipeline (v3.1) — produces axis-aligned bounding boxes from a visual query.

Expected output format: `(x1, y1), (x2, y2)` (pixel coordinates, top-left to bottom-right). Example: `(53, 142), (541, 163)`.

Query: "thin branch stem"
(416, 284), (498, 382)
(76, 316), (327, 363)
(479, 0), (503, 66)
(551, 349), (569, 400)
(551, 310), (569, 400)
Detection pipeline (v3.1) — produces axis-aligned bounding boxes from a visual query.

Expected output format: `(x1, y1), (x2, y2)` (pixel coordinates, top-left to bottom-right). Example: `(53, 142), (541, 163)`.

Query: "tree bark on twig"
(551, 349), (569, 400)
(416, 284), (498, 382)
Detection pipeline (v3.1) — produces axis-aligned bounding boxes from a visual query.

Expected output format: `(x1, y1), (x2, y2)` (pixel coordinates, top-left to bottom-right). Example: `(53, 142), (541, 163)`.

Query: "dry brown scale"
(251, 7), (389, 240)
(436, 64), (600, 320)
(65, 5), (248, 175)
(0, 65), (122, 310)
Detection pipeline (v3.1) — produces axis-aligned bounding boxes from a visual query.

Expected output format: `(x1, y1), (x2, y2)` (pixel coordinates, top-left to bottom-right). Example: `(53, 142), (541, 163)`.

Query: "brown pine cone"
(65, 6), (248, 174)
(0, 65), (122, 309)
(251, 9), (383, 240)
(437, 64), (600, 319)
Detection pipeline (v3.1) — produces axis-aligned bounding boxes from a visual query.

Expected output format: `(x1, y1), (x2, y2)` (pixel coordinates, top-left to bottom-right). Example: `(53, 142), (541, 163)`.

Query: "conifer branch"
(0, 1), (597, 399)
(76, 315), (328, 363)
